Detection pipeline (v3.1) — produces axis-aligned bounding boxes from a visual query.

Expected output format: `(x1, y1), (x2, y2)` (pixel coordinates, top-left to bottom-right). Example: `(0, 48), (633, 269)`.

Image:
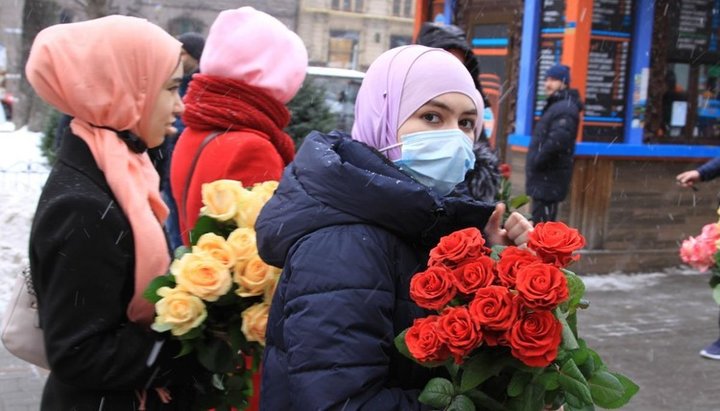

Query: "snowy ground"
(0, 125), (707, 316)
(0, 125), (49, 315)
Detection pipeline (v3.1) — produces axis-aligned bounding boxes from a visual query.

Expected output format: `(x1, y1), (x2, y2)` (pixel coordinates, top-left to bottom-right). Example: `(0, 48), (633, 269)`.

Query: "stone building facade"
(297, 0), (415, 70)
(0, 0), (415, 96)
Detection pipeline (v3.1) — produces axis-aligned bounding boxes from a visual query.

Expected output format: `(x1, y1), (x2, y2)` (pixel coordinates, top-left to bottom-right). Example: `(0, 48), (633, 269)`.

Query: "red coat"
(170, 127), (286, 245)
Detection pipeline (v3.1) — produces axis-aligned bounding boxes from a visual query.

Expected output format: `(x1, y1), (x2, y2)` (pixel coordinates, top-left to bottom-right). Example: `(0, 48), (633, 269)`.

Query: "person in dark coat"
(677, 156), (720, 360)
(525, 64), (584, 223)
(256, 45), (533, 410)
(26, 16), (206, 410)
(416, 22), (501, 203)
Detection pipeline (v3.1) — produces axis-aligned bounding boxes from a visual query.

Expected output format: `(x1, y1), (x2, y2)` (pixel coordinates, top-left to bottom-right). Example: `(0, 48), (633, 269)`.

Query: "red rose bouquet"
(395, 222), (638, 411)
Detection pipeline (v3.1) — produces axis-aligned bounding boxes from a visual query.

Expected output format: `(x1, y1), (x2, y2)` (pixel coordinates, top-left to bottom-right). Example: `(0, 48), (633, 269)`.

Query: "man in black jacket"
(526, 64), (584, 222)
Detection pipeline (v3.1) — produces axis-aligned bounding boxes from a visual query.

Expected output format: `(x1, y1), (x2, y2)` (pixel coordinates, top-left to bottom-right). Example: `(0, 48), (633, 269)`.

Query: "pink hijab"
(26, 16), (182, 325)
(351, 45), (484, 161)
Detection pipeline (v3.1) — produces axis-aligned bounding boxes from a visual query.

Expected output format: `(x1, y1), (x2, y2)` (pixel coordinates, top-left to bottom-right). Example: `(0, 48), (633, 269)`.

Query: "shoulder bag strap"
(180, 131), (222, 230)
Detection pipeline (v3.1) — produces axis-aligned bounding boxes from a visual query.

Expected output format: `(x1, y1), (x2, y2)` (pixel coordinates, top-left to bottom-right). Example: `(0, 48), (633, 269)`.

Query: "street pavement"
(1, 267), (719, 410)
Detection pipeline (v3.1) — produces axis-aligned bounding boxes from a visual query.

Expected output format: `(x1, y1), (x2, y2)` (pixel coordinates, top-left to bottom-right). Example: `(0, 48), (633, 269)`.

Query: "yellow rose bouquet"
(144, 179), (281, 410)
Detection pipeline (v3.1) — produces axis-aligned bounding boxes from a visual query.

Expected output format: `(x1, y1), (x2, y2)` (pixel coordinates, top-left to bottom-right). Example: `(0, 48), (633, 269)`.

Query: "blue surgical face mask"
(382, 129), (476, 196)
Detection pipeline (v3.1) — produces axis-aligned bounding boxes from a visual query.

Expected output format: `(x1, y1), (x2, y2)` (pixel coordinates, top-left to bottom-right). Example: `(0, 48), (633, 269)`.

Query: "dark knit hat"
(178, 32), (205, 61)
(546, 64), (571, 85)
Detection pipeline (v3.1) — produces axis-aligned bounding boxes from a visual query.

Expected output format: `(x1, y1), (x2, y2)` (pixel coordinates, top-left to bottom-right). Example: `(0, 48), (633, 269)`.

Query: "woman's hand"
(483, 203), (534, 247)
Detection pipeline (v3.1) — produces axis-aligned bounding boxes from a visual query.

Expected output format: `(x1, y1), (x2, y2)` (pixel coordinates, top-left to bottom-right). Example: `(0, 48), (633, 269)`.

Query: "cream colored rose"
(263, 270), (281, 303)
(193, 233), (237, 269)
(241, 303), (270, 346)
(151, 287), (207, 336)
(171, 252), (233, 301)
(234, 192), (266, 229)
(200, 179), (247, 221)
(251, 181), (279, 203)
(226, 228), (257, 273)
(234, 255), (280, 297)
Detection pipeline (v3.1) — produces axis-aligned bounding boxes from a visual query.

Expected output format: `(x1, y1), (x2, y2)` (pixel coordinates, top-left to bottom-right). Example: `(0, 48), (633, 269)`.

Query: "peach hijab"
(26, 16), (182, 325)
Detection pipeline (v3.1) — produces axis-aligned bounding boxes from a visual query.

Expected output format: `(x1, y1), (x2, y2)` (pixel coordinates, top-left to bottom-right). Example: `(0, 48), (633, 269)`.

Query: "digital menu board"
(583, 0), (633, 142)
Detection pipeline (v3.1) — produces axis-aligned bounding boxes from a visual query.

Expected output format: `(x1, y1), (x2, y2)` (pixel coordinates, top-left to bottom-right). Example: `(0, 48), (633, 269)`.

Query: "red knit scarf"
(182, 74), (295, 165)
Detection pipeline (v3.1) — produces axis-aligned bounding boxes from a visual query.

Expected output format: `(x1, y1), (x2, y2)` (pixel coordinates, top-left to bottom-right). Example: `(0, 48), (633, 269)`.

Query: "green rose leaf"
(536, 369), (560, 390)
(507, 372), (533, 397)
(394, 329), (411, 359)
(198, 338), (235, 373)
(713, 284), (720, 306)
(491, 245), (507, 260)
(597, 372), (640, 409)
(173, 245), (191, 260)
(189, 215), (234, 245)
(448, 394), (477, 411)
(143, 274), (175, 303)
(587, 370), (626, 408)
(465, 390), (510, 411)
(419, 378), (456, 408)
(510, 194), (531, 210)
(709, 269), (720, 289)
(506, 382), (546, 411)
(558, 359), (593, 406)
(562, 269), (586, 315)
(460, 352), (512, 392)
(559, 314), (580, 350)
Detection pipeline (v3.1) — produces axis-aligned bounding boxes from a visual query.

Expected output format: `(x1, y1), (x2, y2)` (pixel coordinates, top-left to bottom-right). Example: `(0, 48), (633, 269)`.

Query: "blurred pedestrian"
(170, 7), (307, 245)
(526, 64), (583, 223)
(256, 45), (533, 410)
(677, 156), (720, 360)
(26, 15), (205, 409)
(416, 22), (501, 203)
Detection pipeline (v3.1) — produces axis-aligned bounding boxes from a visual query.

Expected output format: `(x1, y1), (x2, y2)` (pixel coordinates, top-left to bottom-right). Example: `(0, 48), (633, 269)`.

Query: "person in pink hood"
(170, 7), (308, 245)
(26, 15), (206, 410)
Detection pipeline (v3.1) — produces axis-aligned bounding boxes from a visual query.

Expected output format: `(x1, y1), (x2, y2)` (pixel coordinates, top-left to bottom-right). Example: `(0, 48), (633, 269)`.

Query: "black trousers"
(531, 198), (558, 223)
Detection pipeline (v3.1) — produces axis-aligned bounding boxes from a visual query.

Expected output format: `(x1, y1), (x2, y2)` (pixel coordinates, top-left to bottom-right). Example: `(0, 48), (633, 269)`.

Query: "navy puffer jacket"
(525, 88), (584, 202)
(256, 131), (495, 410)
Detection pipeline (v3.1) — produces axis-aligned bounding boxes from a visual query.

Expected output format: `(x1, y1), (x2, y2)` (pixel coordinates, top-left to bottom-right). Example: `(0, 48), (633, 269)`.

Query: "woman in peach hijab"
(26, 15), (204, 410)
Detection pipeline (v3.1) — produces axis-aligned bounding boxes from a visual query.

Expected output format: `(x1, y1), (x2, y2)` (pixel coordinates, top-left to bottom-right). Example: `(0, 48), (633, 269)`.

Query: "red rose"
(405, 316), (451, 363)
(468, 285), (519, 331)
(452, 256), (496, 295)
(409, 266), (456, 310)
(482, 329), (508, 347)
(515, 262), (569, 310)
(498, 163), (511, 179)
(528, 222), (586, 267)
(438, 306), (482, 364)
(429, 227), (489, 268)
(496, 246), (540, 288)
(508, 310), (563, 367)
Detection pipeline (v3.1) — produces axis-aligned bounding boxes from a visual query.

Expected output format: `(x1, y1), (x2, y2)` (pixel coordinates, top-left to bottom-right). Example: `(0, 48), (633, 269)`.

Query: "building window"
(332, 0), (363, 12)
(390, 35), (412, 49)
(646, 0), (720, 144)
(328, 30), (359, 69)
(392, 0), (413, 17)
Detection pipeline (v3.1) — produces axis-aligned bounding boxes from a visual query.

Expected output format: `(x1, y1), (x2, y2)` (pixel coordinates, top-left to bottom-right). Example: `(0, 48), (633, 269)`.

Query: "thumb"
(485, 203), (506, 232)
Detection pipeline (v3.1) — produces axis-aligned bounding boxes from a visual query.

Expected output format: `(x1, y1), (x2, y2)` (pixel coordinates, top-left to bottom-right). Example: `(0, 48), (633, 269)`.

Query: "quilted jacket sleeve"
(282, 225), (426, 410)
(697, 157), (720, 182)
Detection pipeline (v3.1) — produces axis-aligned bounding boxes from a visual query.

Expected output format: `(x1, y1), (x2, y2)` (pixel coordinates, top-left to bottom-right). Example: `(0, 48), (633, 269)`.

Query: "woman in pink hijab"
(26, 15), (204, 410)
